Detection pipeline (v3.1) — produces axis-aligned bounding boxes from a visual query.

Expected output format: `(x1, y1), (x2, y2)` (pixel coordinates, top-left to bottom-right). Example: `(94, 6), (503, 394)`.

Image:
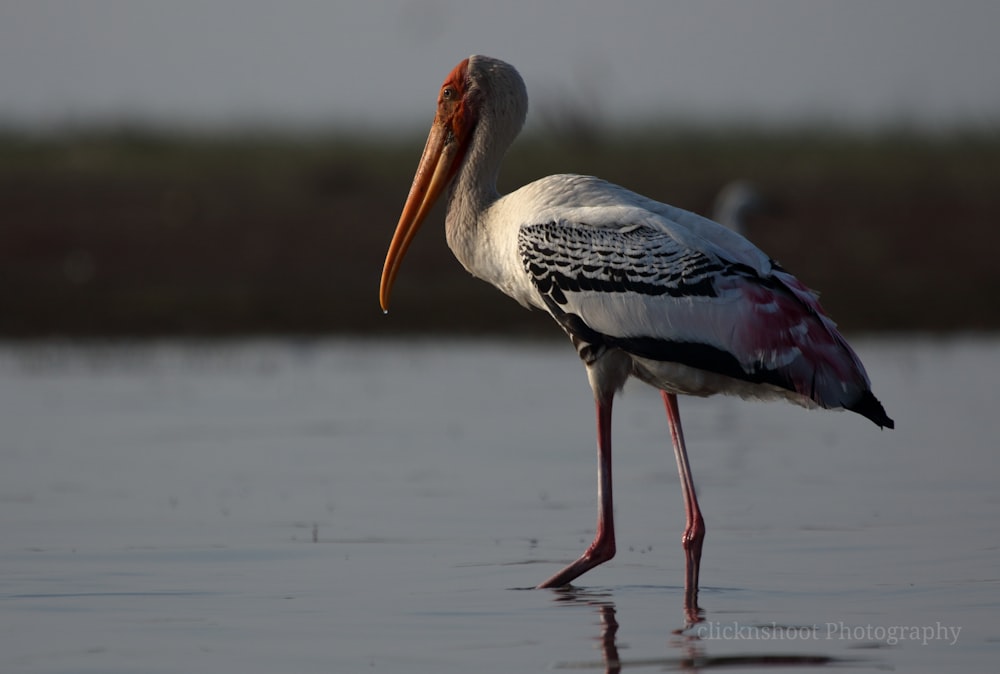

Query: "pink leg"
(661, 391), (705, 598)
(537, 396), (616, 588)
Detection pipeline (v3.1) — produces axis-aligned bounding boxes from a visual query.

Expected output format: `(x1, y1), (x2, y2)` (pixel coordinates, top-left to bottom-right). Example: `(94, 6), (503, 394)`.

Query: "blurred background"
(2, 0), (999, 338)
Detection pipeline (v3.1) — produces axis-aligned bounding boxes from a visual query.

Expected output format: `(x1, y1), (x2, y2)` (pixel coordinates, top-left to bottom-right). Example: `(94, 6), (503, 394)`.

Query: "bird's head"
(379, 58), (478, 313)
(378, 56), (526, 313)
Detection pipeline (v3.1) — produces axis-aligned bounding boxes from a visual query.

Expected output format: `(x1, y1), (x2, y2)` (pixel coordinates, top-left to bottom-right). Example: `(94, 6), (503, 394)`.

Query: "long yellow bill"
(379, 121), (459, 312)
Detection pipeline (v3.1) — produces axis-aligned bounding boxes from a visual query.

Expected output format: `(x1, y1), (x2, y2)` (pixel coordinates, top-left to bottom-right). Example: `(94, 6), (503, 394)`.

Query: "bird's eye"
(442, 87), (455, 100)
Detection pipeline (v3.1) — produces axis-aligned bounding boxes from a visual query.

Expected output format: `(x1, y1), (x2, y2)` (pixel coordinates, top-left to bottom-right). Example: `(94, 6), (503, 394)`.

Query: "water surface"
(1, 337), (996, 672)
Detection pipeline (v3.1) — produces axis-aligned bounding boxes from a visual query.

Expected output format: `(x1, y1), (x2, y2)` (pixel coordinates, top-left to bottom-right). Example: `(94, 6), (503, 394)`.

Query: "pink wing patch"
(734, 270), (871, 408)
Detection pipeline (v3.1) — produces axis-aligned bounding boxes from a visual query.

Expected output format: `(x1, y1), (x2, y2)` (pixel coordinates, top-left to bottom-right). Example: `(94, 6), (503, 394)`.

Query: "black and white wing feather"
(514, 194), (889, 427)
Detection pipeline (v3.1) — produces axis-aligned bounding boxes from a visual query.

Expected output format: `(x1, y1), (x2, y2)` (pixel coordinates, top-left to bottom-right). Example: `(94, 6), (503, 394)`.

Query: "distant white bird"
(712, 180), (767, 236)
(379, 56), (893, 602)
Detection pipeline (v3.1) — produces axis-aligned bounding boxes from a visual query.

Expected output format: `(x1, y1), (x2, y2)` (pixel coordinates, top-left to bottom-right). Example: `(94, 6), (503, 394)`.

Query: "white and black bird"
(380, 56), (893, 600)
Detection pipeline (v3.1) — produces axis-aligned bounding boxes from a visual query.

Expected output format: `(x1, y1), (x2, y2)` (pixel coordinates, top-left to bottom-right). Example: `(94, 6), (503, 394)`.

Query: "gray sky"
(2, 0), (999, 131)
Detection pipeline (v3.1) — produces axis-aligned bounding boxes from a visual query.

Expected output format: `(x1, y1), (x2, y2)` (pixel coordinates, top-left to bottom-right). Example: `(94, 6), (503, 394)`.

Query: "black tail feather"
(848, 390), (894, 429)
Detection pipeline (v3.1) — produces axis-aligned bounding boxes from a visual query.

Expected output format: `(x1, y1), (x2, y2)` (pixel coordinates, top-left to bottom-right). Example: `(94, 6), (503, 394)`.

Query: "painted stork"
(379, 56), (893, 598)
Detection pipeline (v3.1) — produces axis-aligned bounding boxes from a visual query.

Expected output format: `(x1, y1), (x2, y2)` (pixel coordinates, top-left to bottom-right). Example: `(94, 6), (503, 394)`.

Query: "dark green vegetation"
(2, 126), (998, 337)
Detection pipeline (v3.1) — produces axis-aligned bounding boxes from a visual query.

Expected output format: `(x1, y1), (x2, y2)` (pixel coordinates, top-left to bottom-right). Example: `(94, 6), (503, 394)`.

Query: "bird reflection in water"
(549, 587), (849, 672)
(549, 586), (704, 673)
